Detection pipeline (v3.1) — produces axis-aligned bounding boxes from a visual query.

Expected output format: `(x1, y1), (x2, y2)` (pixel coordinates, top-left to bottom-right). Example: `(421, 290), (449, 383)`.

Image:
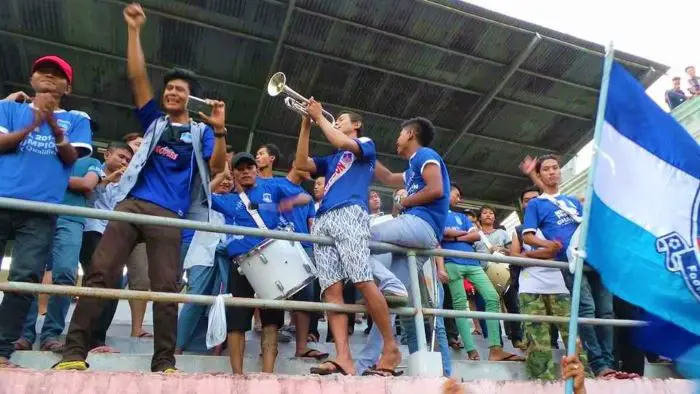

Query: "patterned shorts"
(312, 204), (373, 292)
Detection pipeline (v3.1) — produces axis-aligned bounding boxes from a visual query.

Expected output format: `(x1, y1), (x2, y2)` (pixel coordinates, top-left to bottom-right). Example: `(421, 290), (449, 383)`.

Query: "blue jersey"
(212, 180), (304, 258)
(130, 99), (215, 217)
(0, 101), (92, 204)
(441, 210), (480, 266)
(403, 147), (450, 241)
(313, 137), (376, 217)
(522, 194), (582, 261)
(62, 157), (103, 223)
(277, 178), (316, 249)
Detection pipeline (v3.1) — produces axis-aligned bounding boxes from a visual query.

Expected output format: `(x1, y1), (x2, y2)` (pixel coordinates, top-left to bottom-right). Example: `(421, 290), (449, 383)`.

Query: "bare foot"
(488, 346), (524, 362)
(376, 345), (402, 372)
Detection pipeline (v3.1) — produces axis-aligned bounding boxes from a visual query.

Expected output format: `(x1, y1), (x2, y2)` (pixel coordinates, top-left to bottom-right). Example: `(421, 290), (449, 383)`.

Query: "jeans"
(360, 214), (451, 376)
(445, 263), (502, 350)
(0, 209), (56, 359)
(176, 242), (230, 352)
(563, 268), (615, 375)
(21, 218), (83, 345)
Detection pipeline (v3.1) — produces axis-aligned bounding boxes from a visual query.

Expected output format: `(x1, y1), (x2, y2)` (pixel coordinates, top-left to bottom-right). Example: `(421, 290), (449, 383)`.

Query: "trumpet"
(267, 72), (335, 124)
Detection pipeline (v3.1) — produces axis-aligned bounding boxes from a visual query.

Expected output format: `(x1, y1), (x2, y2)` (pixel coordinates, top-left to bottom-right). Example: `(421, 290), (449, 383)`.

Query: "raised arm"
(199, 100), (227, 175)
(294, 115), (316, 173)
(307, 98), (360, 155)
(124, 4), (153, 108)
(374, 161), (404, 188)
(519, 155), (545, 191)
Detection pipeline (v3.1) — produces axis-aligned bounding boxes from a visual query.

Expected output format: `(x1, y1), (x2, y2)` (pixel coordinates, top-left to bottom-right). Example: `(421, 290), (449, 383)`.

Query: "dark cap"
(231, 152), (257, 168)
(32, 56), (73, 84)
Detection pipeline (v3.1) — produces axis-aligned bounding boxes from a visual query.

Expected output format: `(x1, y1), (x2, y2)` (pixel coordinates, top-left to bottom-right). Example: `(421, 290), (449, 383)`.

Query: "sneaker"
(53, 360), (89, 371)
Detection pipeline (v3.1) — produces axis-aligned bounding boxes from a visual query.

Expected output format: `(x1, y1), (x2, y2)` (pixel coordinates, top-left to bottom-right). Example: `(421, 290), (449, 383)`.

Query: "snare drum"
(236, 239), (317, 300)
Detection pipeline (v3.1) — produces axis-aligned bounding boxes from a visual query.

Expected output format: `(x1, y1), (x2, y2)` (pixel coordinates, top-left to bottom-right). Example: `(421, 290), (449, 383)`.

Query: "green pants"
(445, 263), (501, 350)
(520, 293), (589, 380)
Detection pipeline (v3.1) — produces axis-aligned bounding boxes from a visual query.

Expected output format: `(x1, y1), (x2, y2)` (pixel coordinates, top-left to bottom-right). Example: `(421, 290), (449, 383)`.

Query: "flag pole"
(564, 41), (615, 394)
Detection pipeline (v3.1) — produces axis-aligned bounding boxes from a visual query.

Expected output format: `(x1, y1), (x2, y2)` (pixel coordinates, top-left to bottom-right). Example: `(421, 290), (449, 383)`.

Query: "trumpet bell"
(267, 72), (287, 97)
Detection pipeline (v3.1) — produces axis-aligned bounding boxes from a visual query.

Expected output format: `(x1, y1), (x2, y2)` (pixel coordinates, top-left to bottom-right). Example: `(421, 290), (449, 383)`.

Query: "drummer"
(441, 185), (522, 361)
(211, 152), (312, 375)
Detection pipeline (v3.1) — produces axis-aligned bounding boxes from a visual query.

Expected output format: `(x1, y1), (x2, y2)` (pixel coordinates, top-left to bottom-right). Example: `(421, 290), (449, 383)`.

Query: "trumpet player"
(295, 100), (401, 376)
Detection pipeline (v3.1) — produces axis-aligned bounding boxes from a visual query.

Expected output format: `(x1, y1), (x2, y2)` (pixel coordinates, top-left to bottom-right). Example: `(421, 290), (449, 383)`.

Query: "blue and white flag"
(586, 62), (700, 372)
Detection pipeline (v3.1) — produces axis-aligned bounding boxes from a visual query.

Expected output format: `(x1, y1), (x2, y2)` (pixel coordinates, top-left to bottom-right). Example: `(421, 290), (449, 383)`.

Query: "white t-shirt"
(518, 229), (569, 295)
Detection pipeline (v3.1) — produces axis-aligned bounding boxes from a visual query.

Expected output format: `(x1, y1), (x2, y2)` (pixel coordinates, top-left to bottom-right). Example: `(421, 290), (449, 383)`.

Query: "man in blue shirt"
(213, 152), (311, 374)
(521, 154), (618, 378)
(441, 185), (522, 362)
(56, 4), (229, 373)
(295, 103), (400, 376)
(0, 55), (93, 368)
(17, 155), (102, 353)
(366, 117), (452, 376)
(275, 154), (329, 360)
(256, 143), (281, 180)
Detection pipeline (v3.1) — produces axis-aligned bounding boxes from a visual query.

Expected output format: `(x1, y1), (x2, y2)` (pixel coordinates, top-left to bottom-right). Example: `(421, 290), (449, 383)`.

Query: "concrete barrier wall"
(0, 370), (693, 394)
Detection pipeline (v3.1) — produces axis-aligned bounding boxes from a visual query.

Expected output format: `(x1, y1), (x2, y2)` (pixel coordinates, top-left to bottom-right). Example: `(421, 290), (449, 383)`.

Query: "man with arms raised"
(0, 56), (92, 368)
(55, 3), (228, 372)
(295, 101), (400, 376)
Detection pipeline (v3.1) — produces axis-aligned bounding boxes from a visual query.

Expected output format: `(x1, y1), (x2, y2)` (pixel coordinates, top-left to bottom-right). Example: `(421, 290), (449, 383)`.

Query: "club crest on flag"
(656, 187), (700, 302)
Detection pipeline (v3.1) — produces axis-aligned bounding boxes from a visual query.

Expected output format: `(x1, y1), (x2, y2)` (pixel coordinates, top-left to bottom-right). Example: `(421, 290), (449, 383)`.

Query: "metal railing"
(0, 197), (646, 354)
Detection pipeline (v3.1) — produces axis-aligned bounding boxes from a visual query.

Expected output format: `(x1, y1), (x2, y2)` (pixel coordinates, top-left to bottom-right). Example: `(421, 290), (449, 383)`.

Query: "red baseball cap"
(32, 56), (73, 84)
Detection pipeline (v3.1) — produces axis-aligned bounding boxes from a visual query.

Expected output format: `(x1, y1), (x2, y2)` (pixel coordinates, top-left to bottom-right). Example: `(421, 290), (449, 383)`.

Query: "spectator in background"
(256, 143), (281, 179)
(176, 163), (233, 355)
(123, 132), (143, 153)
(0, 56), (93, 368)
(80, 141), (133, 353)
(686, 66), (700, 96)
(16, 149), (102, 353)
(665, 77), (687, 110)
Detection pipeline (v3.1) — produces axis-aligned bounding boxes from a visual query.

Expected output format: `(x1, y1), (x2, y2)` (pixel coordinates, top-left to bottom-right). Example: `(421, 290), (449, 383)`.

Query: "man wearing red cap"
(0, 55), (93, 368)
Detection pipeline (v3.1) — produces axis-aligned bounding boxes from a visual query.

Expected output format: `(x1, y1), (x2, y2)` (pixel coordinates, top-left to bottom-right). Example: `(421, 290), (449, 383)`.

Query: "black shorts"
(226, 265), (284, 332)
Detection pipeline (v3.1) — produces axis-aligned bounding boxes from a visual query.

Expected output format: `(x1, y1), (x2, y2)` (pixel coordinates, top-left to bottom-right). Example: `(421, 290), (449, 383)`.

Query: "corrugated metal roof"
(0, 0), (669, 214)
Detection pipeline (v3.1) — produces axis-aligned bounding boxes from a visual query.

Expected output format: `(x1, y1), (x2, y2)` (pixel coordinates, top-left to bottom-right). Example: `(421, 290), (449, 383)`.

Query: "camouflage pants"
(520, 293), (589, 380)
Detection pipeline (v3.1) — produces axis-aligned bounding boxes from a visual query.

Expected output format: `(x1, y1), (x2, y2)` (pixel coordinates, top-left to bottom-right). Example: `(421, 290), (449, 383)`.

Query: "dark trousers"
(613, 296), (645, 376)
(442, 283), (459, 341)
(503, 268), (523, 343)
(62, 199), (181, 372)
(309, 279), (322, 337)
(0, 209), (56, 359)
(79, 231), (121, 349)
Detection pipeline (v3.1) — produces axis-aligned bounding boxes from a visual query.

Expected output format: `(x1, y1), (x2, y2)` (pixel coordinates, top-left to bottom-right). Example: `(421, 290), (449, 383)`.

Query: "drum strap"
(478, 230), (495, 251)
(540, 194), (582, 223)
(238, 191), (269, 230)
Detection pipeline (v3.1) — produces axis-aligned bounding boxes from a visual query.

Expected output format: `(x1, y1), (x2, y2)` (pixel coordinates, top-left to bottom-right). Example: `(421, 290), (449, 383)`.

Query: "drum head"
(486, 262), (511, 294)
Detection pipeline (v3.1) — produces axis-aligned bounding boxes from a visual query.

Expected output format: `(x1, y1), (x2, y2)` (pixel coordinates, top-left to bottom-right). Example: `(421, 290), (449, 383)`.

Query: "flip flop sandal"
(309, 360), (348, 376)
(40, 340), (64, 353)
(297, 349), (329, 360)
(362, 367), (404, 377)
(597, 369), (618, 379)
(137, 332), (153, 338)
(14, 339), (32, 351)
(494, 354), (524, 362)
(307, 333), (319, 343)
(467, 351), (480, 361)
(448, 339), (464, 349)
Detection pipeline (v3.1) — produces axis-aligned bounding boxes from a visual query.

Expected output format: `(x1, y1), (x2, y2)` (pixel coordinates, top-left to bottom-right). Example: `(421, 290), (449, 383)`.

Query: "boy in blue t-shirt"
(0, 55), (93, 367)
(521, 154), (617, 378)
(295, 104), (400, 376)
(359, 117), (452, 376)
(57, 4), (230, 373)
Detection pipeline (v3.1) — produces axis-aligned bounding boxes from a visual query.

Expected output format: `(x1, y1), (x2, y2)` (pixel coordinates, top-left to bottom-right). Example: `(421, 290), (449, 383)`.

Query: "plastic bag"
(206, 294), (231, 349)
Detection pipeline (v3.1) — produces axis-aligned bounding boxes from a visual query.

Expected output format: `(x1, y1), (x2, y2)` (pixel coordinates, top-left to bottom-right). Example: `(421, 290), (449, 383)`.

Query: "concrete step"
(9, 351), (679, 381)
(2, 369), (691, 394)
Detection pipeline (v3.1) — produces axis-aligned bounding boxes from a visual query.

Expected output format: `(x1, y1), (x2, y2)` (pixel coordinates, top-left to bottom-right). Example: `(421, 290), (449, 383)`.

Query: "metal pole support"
(406, 251), (443, 377)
